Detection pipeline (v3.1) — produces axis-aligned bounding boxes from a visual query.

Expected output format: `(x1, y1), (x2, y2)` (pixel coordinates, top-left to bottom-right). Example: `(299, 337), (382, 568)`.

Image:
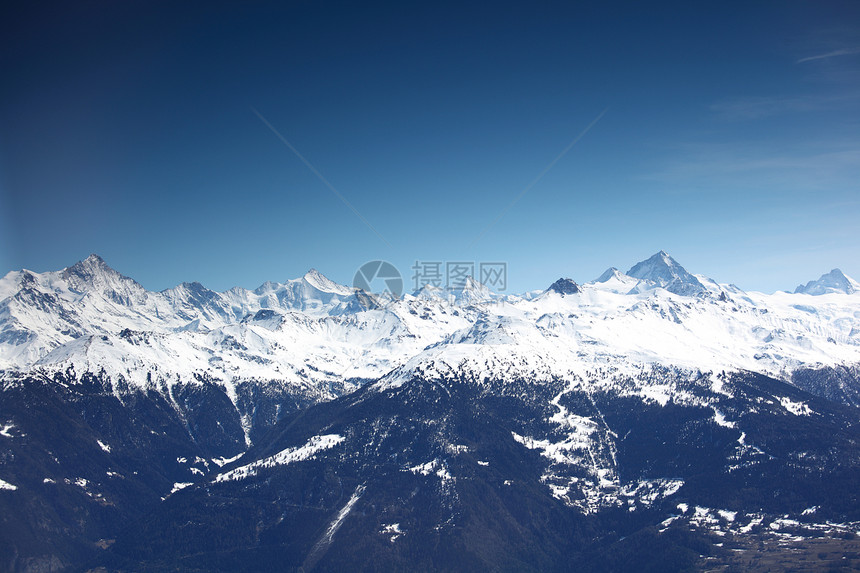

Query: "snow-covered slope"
(2, 252), (859, 403)
(375, 281), (860, 393)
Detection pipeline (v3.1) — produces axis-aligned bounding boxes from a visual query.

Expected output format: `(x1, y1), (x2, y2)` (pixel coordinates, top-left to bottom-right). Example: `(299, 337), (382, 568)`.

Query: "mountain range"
(2, 252), (860, 572)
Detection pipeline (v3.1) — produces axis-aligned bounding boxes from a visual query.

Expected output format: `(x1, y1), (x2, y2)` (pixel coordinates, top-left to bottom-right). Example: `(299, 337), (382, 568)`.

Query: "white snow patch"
(740, 516), (764, 533)
(712, 409), (736, 428)
(214, 435), (343, 482)
(409, 459), (454, 482)
(619, 479), (684, 506)
(97, 440), (111, 453)
(446, 444), (470, 455)
(381, 523), (403, 542)
(660, 515), (681, 529)
(0, 478), (17, 491)
(170, 482), (194, 494)
(549, 484), (570, 499)
(511, 429), (596, 466)
(211, 452), (244, 467)
(778, 396), (813, 416)
(718, 510), (737, 522)
(409, 460), (440, 476)
(770, 517), (801, 530)
(436, 467), (453, 482)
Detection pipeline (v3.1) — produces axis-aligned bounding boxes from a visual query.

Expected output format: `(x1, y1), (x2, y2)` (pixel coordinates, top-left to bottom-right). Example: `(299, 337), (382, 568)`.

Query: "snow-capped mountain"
(2, 251), (860, 572)
(546, 277), (581, 295)
(625, 250), (707, 296)
(0, 255), (377, 369)
(795, 268), (860, 295)
(3, 252), (860, 409)
(588, 266), (640, 294)
(441, 275), (497, 305)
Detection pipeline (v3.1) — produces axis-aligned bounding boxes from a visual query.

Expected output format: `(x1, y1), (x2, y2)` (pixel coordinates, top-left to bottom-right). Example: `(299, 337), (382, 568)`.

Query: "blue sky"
(1, 1), (858, 294)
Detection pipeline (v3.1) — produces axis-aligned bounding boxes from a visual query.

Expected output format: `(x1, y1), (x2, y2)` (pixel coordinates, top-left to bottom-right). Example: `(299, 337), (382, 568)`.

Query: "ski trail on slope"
(302, 484), (365, 571)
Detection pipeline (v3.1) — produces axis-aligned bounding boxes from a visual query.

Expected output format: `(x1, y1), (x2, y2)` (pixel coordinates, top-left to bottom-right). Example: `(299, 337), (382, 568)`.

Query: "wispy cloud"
(797, 47), (860, 63)
(710, 95), (828, 120)
(709, 92), (859, 120)
(640, 141), (860, 192)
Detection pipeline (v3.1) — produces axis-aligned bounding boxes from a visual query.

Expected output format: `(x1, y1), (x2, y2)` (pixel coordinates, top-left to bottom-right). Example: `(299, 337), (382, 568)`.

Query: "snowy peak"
(70, 253), (109, 271)
(449, 276), (495, 304)
(409, 277), (496, 304)
(61, 254), (148, 305)
(166, 281), (217, 300)
(0, 270), (33, 300)
(626, 251), (706, 296)
(460, 276), (485, 292)
(547, 278), (580, 296)
(63, 254), (123, 282)
(587, 267), (640, 294)
(63, 254), (124, 283)
(412, 283), (446, 300)
(302, 268), (354, 296)
(595, 267), (623, 283)
(626, 251), (683, 282)
(244, 270), (359, 316)
(252, 269), (351, 297)
(795, 269), (860, 295)
(160, 281), (237, 324)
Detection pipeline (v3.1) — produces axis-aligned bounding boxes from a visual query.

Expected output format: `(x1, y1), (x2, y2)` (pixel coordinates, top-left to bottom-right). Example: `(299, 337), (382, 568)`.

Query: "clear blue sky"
(1, 1), (858, 294)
